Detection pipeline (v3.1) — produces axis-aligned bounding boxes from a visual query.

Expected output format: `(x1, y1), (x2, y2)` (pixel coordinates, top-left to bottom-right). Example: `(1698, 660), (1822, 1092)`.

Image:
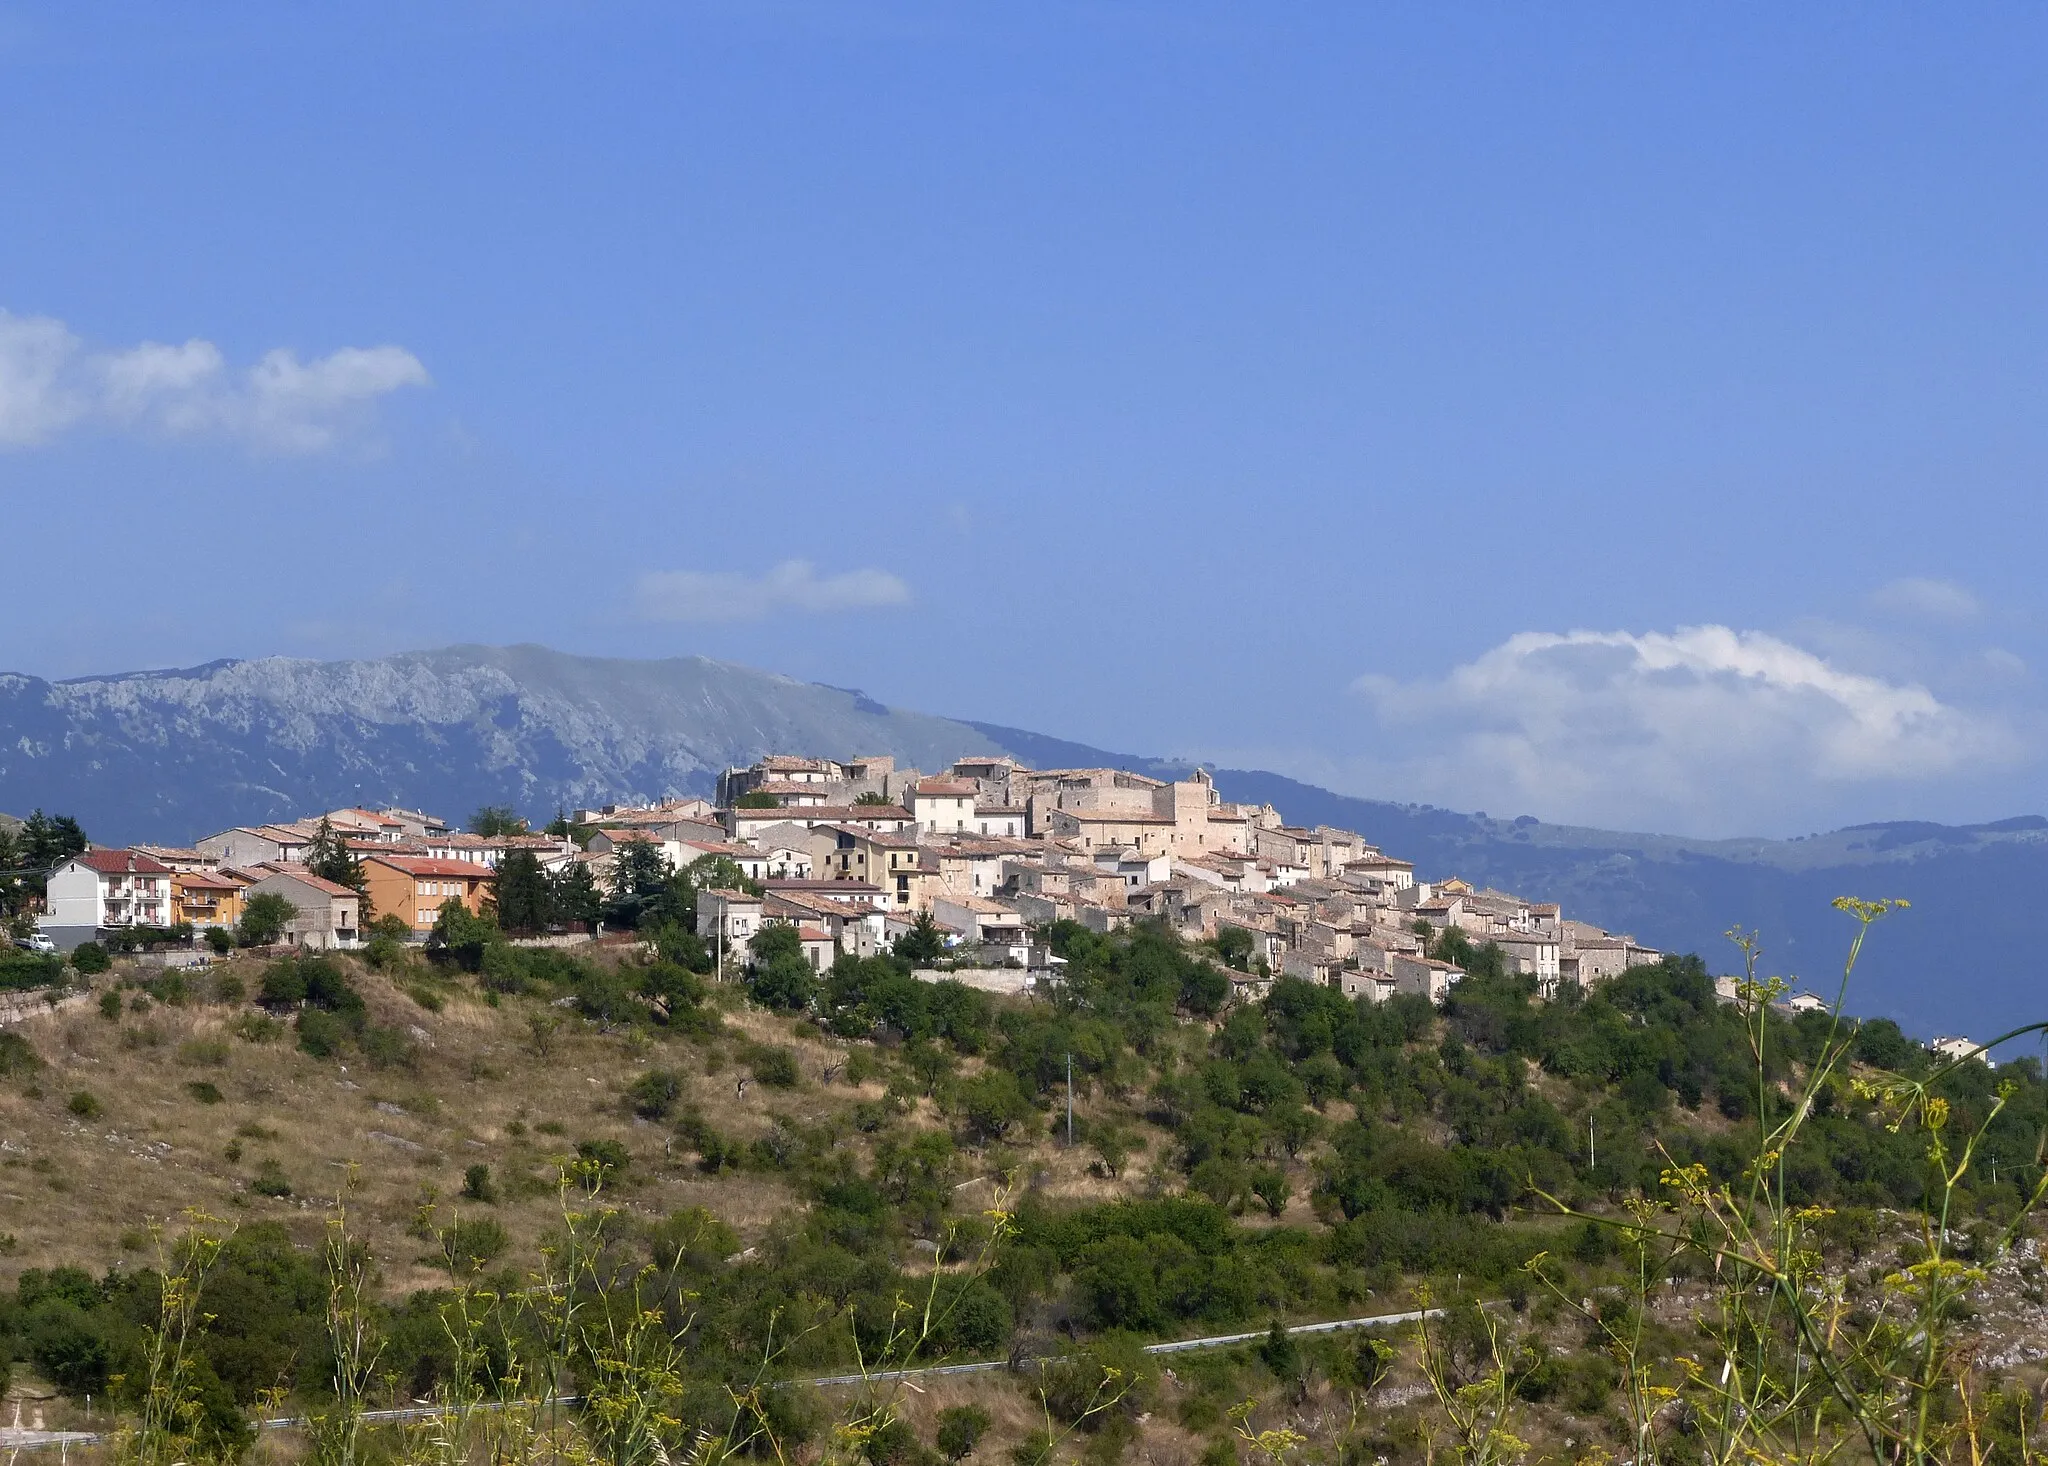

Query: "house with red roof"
(359, 854), (496, 934)
(43, 849), (176, 947)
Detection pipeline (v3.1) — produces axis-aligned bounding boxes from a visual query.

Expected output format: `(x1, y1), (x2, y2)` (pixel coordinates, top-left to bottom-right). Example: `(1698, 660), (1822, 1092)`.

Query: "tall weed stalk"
(1526, 898), (2048, 1464)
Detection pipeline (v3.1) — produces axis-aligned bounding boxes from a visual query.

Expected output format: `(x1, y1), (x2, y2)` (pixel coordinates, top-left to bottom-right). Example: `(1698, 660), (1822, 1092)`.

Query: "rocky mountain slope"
(0, 644), (2038, 1038)
(0, 645), (1005, 840)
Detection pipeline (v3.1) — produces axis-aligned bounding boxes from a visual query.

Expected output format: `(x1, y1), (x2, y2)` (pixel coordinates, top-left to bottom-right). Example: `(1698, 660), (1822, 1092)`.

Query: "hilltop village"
(38, 754), (1662, 1008)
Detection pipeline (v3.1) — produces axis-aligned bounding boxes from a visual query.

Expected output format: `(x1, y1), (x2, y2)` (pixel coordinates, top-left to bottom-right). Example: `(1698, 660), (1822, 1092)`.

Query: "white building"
(695, 888), (764, 949)
(973, 805), (1026, 838)
(44, 849), (176, 945)
(909, 778), (979, 835)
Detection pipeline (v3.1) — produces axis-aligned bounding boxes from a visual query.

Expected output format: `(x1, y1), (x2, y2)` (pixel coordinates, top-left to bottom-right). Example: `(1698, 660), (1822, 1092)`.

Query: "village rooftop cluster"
(38, 753), (1666, 1010)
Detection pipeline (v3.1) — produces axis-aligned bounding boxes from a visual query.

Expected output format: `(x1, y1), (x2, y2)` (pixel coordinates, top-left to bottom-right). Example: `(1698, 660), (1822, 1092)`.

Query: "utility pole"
(1066, 1053), (1074, 1146)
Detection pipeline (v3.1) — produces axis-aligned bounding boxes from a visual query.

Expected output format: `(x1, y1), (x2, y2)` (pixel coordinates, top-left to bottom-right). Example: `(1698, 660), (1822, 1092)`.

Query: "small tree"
(204, 926), (234, 956)
(1250, 1167), (1292, 1218)
(428, 899), (498, 971)
(895, 911), (946, 965)
(854, 791), (894, 807)
(956, 1069), (1032, 1144)
(638, 961), (706, 1023)
(734, 791), (781, 809)
(1214, 925), (1255, 971)
(747, 923), (817, 1011)
(70, 942), (110, 975)
(468, 806), (527, 837)
(237, 893), (296, 948)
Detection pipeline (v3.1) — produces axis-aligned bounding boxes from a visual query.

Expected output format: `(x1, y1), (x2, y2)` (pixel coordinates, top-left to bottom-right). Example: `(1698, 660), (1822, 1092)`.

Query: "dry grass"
(0, 954), (845, 1288)
(0, 949), (1254, 1293)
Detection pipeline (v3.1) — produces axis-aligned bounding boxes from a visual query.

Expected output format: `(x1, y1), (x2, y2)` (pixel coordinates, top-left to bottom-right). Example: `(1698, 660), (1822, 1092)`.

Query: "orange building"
(360, 855), (496, 934)
(173, 869), (246, 932)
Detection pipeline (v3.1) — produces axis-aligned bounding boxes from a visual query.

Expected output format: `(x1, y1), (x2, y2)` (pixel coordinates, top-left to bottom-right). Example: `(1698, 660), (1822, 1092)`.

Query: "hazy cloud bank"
(0, 307), (428, 453)
(633, 560), (912, 623)
(1351, 624), (2024, 835)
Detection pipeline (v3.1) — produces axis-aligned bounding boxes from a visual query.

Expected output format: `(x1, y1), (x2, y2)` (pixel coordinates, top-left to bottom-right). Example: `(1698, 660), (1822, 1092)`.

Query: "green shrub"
(187, 1081), (224, 1105)
(25, 1299), (110, 1392)
(177, 1036), (230, 1067)
(747, 1045), (802, 1089)
(627, 1068), (684, 1119)
(97, 990), (121, 1021)
(229, 1010), (284, 1044)
(69, 943), (109, 976)
(461, 1164), (497, 1203)
(574, 1138), (630, 1185)
(0, 949), (62, 991)
(1011, 1430), (1058, 1466)
(440, 1217), (510, 1273)
(361, 1025), (418, 1070)
(362, 934), (405, 971)
(938, 1406), (993, 1462)
(250, 1160), (291, 1197)
(258, 961), (306, 1010)
(211, 970), (244, 1003)
(66, 1090), (101, 1120)
(295, 1009), (350, 1058)
(0, 1032), (42, 1078)
(204, 926), (235, 956)
(401, 981), (443, 1012)
(142, 971), (189, 1005)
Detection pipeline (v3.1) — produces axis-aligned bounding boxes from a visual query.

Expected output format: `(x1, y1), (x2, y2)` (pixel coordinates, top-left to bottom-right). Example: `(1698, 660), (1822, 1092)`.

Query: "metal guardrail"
(799, 1305), (1441, 1387)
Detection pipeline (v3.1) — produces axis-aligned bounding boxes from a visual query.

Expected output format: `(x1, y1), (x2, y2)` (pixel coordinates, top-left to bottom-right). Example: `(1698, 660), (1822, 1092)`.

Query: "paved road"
(0, 1398), (582, 1453)
(799, 1305), (1440, 1388)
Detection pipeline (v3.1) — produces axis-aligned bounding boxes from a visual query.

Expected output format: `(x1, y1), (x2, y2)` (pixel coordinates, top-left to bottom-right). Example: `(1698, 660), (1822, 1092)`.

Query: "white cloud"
(1868, 576), (1981, 623)
(1352, 625), (2023, 834)
(0, 307), (428, 453)
(0, 311), (86, 444)
(632, 560), (913, 623)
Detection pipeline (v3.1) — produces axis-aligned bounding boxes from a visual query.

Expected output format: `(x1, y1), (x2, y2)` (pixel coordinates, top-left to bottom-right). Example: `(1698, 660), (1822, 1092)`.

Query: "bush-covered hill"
(0, 905), (2036, 1463)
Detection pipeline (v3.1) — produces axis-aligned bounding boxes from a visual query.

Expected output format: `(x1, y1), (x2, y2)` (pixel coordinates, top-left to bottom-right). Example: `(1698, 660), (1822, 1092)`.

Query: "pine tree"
(549, 863), (602, 933)
(494, 849), (553, 935)
(305, 817), (369, 906)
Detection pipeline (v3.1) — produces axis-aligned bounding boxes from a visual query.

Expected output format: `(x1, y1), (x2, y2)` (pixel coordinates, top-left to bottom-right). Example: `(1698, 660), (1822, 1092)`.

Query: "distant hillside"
(0, 644), (2035, 1040)
(0, 645), (1004, 841)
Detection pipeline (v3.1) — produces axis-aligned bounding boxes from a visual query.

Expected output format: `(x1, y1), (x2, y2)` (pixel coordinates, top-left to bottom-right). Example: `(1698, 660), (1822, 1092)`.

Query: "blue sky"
(4, 3), (2047, 837)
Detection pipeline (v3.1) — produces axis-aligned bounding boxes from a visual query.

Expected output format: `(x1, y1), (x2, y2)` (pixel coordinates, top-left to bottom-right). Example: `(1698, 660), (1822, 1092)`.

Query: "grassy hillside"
(0, 914), (2039, 1464)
